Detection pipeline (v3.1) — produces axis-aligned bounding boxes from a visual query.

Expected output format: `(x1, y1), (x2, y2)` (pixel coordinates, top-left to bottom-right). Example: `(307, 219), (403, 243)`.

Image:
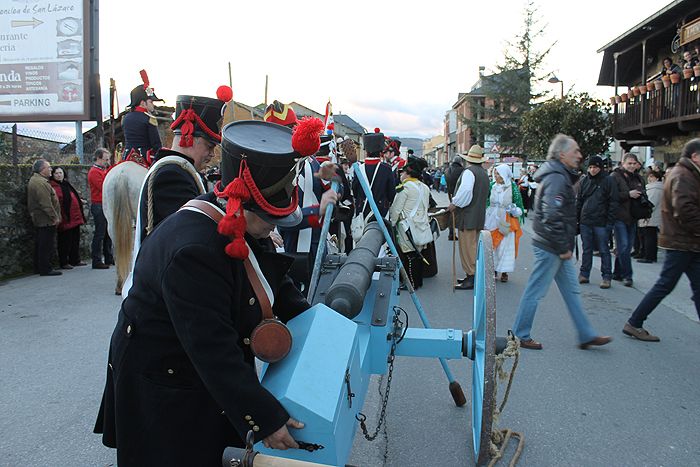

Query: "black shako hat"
(216, 118), (323, 261)
(363, 128), (386, 155)
(171, 95), (228, 147)
(403, 155), (428, 177)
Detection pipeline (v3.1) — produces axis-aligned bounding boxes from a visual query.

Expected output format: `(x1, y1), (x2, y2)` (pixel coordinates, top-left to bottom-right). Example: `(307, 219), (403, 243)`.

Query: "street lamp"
(548, 74), (564, 99)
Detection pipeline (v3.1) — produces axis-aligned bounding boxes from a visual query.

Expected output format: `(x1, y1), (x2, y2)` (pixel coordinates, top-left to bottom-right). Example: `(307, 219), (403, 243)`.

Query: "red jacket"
(50, 179), (86, 231)
(88, 164), (109, 203)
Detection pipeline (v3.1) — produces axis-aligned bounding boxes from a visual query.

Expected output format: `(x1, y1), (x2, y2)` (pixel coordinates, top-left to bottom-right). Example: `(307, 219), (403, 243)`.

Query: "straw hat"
(460, 144), (485, 164)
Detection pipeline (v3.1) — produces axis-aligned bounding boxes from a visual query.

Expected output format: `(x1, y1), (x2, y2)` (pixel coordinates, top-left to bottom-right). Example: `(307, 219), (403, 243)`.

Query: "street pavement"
(1, 192), (698, 466)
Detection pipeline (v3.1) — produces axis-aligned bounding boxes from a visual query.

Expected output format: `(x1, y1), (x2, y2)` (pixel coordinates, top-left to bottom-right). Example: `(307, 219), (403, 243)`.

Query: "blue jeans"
(613, 221), (636, 280)
(580, 224), (613, 280)
(513, 245), (598, 344)
(628, 250), (700, 327)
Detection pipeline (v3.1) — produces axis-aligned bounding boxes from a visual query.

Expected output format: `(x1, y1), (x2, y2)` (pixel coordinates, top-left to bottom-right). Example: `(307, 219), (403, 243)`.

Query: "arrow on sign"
(11, 18), (44, 29)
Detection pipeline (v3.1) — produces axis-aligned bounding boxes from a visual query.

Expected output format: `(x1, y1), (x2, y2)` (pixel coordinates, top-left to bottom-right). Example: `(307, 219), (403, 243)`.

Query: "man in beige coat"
(27, 158), (62, 276)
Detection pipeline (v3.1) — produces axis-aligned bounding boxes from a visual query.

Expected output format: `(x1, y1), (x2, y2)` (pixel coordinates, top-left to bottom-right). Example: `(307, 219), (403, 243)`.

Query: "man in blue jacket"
(513, 134), (612, 351)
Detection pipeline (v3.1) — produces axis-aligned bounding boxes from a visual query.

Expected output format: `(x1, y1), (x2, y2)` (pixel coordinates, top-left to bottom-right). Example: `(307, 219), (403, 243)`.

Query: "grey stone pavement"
(1, 191), (698, 466)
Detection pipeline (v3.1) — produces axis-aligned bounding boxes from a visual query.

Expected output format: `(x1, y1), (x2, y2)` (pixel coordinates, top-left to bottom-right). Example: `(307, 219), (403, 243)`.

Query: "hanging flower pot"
(638, 84), (648, 94)
(631, 87), (640, 96)
(610, 96), (617, 105)
(670, 72), (681, 84)
(683, 68), (694, 79)
(662, 75), (671, 88)
(694, 65), (700, 77)
(654, 80), (664, 90)
(621, 93), (629, 102)
(615, 95), (622, 103)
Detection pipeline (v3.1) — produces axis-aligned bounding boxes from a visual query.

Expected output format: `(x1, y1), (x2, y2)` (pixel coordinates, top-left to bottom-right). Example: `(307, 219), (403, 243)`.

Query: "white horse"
(102, 161), (147, 294)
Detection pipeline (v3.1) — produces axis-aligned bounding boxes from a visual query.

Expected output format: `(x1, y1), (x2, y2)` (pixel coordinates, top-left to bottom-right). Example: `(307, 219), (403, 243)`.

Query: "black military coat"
(95, 194), (310, 466)
(137, 149), (203, 242)
(352, 160), (396, 219)
(121, 110), (162, 156)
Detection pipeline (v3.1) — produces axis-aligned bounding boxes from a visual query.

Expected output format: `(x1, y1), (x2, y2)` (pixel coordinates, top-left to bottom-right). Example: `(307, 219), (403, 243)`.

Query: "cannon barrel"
(324, 221), (386, 318)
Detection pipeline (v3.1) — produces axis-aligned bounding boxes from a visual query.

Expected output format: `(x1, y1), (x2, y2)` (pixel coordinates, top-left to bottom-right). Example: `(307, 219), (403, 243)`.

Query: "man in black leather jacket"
(576, 155), (619, 288)
(513, 134), (612, 351)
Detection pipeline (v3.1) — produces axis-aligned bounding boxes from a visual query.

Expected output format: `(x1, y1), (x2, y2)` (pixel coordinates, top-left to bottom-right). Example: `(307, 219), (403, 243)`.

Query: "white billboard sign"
(0, 0), (91, 122)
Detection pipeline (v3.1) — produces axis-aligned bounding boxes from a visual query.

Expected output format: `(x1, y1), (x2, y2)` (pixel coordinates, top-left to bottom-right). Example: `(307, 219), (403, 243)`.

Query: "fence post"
(75, 121), (84, 163)
(11, 124), (18, 165)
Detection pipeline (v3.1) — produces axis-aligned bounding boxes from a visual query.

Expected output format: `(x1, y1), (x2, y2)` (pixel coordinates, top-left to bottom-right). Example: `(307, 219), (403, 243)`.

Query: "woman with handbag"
(49, 167), (87, 269)
(389, 156), (432, 289)
(637, 169), (664, 263)
(484, 164), (524, 283)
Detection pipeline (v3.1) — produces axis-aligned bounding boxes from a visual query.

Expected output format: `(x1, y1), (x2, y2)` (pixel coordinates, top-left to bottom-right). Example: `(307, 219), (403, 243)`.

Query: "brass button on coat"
(126, 325), (132, 335)
(243, 338), (250, 345)
(244, 415), (252, 421)
(167, 369), (174, 375)
(249, 297), (256, 306)
(252, 425), (260, 432)
(248, 420), (255, 426)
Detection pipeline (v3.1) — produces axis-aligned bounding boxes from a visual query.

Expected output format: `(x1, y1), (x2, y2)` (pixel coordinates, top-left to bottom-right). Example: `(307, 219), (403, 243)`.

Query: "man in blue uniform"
(121, 70), (163, 161)
(352, 128), (396, 226)
(278, 133), (340, 293)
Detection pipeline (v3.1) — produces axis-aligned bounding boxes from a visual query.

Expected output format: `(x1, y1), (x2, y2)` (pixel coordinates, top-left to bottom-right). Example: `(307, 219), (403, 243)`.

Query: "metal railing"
(614, 76), (700, 133)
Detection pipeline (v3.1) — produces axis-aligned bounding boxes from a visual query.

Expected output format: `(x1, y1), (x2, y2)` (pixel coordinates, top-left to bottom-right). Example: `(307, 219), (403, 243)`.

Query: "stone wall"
(0, 164), (94, 280)
(0, 133), (67, 165)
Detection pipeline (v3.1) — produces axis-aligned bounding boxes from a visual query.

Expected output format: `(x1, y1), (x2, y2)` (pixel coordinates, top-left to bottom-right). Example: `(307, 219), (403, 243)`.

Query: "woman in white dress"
(389, 156), (432, 289)
(484, 164), (525, 282)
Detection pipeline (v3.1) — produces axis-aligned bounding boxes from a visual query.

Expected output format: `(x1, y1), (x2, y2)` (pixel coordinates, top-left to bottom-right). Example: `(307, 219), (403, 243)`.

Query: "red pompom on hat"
(292, 117), (324, 157)
(374, 127), (381, 133)
(216, 85), (233, 102)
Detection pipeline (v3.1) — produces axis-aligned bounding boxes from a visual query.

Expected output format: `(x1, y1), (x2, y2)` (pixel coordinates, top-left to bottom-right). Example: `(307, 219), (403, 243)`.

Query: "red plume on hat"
(215, 117), (322, 260)
(140, 69), (150, 89)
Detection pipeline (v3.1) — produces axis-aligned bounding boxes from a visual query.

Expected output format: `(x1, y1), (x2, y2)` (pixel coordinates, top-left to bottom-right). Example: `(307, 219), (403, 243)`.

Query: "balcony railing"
(613, 77), (700, 135)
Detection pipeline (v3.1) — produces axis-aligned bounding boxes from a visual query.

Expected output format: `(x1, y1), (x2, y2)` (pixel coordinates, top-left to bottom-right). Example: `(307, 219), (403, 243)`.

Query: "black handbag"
(630, 193), (654, 220)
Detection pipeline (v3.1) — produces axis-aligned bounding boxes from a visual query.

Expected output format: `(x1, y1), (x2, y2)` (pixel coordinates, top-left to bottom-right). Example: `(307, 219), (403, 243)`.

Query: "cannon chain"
(355, 305), (406, 441)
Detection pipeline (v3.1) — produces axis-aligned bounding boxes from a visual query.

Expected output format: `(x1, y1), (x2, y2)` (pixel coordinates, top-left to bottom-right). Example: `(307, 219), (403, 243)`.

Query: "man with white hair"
(512, 134), (612, 351)
(27, 158), (61, 276)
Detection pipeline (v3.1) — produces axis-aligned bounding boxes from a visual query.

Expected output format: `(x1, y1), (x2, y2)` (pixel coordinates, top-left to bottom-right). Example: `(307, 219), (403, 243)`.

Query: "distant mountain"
(388, 136), (425, 157)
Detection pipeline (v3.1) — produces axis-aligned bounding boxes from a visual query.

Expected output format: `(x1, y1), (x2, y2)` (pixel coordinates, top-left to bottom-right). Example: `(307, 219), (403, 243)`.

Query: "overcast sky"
(21, 0), (668, 140)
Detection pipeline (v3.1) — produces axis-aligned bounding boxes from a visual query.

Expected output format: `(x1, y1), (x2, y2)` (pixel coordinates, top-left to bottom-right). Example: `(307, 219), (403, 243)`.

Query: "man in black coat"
(95, 119), (328, 465)
(576, 155), (619, 289)
(610, 153), (645, 287)
(136, 89), (233, 244)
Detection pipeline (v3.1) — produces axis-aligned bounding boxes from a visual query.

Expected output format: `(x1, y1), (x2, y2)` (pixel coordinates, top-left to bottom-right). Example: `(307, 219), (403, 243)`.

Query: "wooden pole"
(264, 74), (268, 107)
(109, 78), (116, 158)
(11, 124), (18, 165)
(228, 62), (232, 88)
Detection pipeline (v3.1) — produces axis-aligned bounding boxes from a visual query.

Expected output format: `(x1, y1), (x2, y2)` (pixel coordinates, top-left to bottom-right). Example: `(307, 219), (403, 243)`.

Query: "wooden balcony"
(613, 77), (700, 141)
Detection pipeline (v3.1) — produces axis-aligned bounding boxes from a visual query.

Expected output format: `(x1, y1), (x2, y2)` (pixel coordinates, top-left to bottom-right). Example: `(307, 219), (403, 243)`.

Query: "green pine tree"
(466, 0), (555, 156)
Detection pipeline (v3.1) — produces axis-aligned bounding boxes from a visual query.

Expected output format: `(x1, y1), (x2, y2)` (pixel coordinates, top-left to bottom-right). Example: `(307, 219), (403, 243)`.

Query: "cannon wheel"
(471, 231), (497, 465)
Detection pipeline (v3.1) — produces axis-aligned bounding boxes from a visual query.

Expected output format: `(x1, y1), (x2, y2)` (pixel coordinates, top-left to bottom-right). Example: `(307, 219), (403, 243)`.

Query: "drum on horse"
(102, 161), (147, 294)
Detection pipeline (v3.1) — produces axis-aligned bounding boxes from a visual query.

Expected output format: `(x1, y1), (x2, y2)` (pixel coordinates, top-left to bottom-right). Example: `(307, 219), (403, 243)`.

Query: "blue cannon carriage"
(222, 220), (506, 467)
